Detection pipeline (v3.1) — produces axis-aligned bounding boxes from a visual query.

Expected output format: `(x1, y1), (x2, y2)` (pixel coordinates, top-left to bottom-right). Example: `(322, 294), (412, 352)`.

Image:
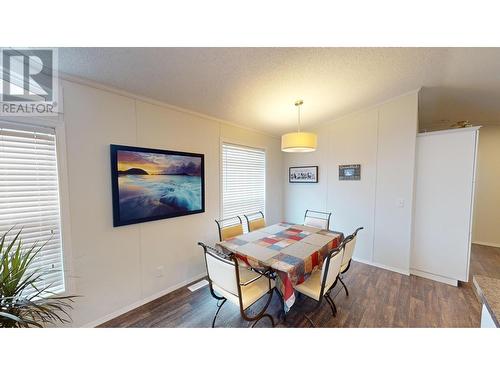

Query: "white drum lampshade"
(281, 132), (317, 152)
(281, 99), (317, 152)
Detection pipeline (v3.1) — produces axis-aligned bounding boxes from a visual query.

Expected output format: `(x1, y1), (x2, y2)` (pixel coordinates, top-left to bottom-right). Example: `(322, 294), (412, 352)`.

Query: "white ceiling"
(58, 48), (500, 134)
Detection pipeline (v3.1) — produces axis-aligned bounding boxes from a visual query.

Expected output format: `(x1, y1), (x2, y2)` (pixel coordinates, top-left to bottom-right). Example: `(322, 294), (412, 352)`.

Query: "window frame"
(0, 116), (74, 297)
(219, 139), (267, 222)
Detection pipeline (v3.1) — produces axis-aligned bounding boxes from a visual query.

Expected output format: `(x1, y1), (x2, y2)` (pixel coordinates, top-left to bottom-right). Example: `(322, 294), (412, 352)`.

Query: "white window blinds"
(0, 123), (65, 295)
(222, 143), (266, 220)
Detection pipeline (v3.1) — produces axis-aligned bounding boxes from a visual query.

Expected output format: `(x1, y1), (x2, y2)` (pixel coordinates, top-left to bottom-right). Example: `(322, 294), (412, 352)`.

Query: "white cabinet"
(411, 127), (479, 285)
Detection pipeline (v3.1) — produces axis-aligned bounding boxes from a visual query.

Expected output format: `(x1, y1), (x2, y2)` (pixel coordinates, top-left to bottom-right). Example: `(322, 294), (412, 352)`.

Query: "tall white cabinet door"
(411, 127), (479, 283)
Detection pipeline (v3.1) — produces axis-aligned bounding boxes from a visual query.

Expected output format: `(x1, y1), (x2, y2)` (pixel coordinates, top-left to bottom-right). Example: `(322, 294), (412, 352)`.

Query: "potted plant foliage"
(0, 230), (76, 328)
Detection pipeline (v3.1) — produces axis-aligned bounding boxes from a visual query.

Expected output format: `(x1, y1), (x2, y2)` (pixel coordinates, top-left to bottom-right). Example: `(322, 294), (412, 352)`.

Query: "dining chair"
(244, 211), (266, 232)
(303, 209), (332, 230)
(293, 243), (345, 327)
(215, 216), (244, 241)
(198, 242), (276, 328)
(338, 227), (363, 296)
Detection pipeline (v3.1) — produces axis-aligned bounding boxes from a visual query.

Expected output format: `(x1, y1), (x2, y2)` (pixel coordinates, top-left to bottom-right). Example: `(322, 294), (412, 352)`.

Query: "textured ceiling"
(57, 48), (500, 134)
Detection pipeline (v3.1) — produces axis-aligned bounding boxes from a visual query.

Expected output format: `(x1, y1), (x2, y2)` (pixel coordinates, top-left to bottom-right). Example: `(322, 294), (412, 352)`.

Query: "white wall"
(473, 125), (500, 247)
(284, 91), (418, 274)
(373, 96), (418, 271)
(60, 80), (283, 327)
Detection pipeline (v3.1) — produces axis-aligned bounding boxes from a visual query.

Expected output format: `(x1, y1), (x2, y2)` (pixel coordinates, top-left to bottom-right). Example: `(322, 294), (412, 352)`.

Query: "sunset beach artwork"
(110, 145), (204, 226)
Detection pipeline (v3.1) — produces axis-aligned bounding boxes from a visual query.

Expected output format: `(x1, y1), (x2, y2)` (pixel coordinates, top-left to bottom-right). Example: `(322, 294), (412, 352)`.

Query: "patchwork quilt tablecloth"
(216, 222), (343, 312)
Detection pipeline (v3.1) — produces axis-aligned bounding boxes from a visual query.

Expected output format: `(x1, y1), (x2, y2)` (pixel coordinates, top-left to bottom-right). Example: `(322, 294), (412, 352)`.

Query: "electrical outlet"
(156, 265), (165, 278)
(397, 199), (405, 208)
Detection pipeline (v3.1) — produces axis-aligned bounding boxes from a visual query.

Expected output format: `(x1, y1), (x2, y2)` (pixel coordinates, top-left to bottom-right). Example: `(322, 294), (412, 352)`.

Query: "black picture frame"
(110, 144), (205, 227)
(289, 166), (318, 183)
(339, 164), (361, 180)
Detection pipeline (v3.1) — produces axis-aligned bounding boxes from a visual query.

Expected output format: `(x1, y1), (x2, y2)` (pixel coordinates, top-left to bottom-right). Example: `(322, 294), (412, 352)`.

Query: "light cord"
(297, 104), (301, 133)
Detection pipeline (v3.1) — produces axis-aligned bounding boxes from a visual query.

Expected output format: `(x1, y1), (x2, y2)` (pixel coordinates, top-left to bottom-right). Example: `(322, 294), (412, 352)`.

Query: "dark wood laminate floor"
(100, 244), (500, 328)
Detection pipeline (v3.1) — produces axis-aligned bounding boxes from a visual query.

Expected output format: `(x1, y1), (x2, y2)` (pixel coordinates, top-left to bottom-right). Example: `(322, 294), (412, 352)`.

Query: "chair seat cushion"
(213, 269), (275, 310)
(294, 270), (322, 301)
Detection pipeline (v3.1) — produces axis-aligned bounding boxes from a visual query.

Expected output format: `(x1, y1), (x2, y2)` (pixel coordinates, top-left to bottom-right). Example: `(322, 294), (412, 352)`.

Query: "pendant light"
(281, 100), (317, 152)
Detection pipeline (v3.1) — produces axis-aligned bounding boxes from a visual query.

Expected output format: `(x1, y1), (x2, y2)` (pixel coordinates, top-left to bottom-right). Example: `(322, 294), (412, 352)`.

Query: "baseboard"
(83, 272), (207, 328)
(410, 268), (458, 286)
(352, 257), (410, 276)
(472, 241), (500, 249)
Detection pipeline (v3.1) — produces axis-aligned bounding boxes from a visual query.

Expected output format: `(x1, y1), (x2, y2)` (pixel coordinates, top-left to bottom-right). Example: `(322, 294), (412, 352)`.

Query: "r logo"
(2, 49), (54, 102)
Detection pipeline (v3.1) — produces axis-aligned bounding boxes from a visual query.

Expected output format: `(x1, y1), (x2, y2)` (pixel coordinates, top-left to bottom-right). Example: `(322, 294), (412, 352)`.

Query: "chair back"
(216, 216), (244, 241)
(200, 243), (239, 296)
(341, 227), (363, 272)
(244, 211), (266, 232)
(304, 209), (332, 230)
(321, 247), (344, 294)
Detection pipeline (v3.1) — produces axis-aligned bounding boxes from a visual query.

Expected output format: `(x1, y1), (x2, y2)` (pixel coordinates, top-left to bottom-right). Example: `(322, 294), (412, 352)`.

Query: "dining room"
(5, 4), (500, 375)
(0, 8), (500, 375)
(94, 86), (489, 329)
(2, 46), (500, 331)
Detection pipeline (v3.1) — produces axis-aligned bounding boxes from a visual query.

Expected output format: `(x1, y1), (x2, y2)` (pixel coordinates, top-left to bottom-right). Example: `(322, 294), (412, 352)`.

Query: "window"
(0, 123), (65, 295)
(221, 143), (265, 220)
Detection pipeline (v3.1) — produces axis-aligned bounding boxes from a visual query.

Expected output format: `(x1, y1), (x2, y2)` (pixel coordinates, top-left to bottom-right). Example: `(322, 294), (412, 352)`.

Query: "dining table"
(216, 222), (343, 312)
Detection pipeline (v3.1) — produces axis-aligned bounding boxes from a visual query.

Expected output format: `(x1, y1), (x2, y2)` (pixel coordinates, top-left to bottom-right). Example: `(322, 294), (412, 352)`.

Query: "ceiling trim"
(58, 72), (280, 139)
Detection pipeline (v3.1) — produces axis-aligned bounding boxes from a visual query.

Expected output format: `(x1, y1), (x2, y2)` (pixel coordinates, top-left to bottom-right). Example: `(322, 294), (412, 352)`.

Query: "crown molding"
(58, 73), (422, 140)
(58, 72), (280, 139)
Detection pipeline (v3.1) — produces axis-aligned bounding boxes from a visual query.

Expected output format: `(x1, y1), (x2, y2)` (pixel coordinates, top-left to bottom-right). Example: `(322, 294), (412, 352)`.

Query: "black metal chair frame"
(337, 227), (364, 297)
(304, 209), (332, 230)
(299, 240), (346, 327)
(198, 242), (276, 328)
(215, 216), (243, 241)
(243, 211), (265, 232)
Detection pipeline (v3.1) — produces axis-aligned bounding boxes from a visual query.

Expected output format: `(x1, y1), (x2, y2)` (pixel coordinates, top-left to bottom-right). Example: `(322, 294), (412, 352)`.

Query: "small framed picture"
(339, 164), (361, 180)
(289, 166), (318, 183)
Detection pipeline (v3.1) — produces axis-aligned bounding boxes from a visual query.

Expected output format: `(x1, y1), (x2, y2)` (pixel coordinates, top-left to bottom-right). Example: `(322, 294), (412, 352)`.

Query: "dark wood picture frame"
(110, 144), (205, 227)
(289, 166), (319, 183)
(339, 164), (361, 180)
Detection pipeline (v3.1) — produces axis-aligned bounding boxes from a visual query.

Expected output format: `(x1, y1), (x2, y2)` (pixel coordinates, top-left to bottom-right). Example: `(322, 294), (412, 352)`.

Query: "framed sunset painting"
(110, 144), (205, 226)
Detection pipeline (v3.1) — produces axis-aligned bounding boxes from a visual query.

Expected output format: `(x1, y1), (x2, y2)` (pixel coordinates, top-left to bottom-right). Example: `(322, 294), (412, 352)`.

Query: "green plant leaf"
(0, 229), (77, 328)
